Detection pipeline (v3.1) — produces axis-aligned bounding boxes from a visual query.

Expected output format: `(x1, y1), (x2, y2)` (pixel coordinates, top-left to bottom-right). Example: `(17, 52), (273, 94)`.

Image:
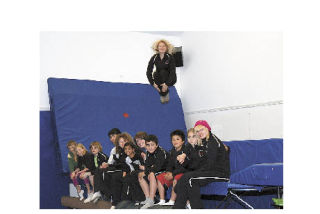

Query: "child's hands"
(177, 153), (187, 164)
(139, 165), (145, 170)
(70, 172), (76, 179)
(138, 171), (145, 179)
(161, 83), (168, 92)
(153, 83), (161, 92)
(100, 162), (108, 168)
(141, 152), (146, 160)
(223, 143), (229, 151)
(164, 172), (173, 181)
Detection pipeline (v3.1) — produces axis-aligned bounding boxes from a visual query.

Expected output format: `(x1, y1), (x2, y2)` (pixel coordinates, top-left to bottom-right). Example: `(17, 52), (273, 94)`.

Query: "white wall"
(180, 32), (282, 140)
(40, 31), (283, 141)
(40, 31), (182, 110)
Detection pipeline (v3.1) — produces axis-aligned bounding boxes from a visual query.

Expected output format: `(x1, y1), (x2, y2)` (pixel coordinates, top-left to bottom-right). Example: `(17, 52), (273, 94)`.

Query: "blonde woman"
(146, 39), (177, 103)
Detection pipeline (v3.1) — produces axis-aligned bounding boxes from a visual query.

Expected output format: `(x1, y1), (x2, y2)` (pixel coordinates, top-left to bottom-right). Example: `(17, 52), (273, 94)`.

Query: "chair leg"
(229, 191), (254, 209)
(216, 193), (231, 209)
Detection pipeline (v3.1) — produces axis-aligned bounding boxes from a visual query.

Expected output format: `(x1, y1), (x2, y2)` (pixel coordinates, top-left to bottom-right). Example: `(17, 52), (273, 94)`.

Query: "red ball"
(123, 113), (129, 118)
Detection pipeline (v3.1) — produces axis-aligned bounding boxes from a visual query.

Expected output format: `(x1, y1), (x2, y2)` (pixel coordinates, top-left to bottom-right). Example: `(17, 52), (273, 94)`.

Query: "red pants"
(156, 172), (184, 187)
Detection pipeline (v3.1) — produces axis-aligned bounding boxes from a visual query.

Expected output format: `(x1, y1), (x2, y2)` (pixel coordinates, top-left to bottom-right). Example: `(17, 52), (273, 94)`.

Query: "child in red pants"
(156, 130), (197, 206)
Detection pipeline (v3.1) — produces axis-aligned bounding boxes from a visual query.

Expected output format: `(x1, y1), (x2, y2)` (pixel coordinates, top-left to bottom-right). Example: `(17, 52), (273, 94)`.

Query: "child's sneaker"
(140, 199), (154, 209)
(185, 203), (191, 209)
(83, 192), (93, 203)
(110, 206), (116, 209)
(78, 190), (84, 201)
(164, 93), (170, 103)
(156, 199), (166, 205)
(139, 198), (149, 205)
(163, 200), (175, 206)
(91, 191), (101, 203)
(160, 96), (166, 104)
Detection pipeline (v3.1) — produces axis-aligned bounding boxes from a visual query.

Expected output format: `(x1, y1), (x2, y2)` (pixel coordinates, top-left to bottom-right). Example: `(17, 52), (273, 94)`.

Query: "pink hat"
(194, 120), (211, 131)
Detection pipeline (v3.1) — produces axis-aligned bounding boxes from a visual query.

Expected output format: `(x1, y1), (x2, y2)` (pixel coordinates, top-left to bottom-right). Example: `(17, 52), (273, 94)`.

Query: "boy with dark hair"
(156, 130), (198, 206)
(90, 128), (121, 204)
(138, 135), (168, 209)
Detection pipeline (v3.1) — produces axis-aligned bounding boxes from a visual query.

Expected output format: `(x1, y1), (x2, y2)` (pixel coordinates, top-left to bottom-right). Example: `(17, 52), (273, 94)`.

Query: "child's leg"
(89, 175), (94, 188)
(110, 171), (123, 206)
(70, 173), (81, 193)
(156, 173), (168, 200)
(138, 172), (150, 199)
(148, 172), (157, 201)
(80, 172), (92, 193)
(170, 179), (178, 201)
(157, 179), (166, 200)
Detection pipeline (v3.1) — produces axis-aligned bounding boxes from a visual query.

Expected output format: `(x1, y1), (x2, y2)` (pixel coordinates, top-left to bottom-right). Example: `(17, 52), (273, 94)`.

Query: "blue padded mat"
(224, 139), (283, 175)
(47, 78), (187, 173)
(230, 163), (283, 186)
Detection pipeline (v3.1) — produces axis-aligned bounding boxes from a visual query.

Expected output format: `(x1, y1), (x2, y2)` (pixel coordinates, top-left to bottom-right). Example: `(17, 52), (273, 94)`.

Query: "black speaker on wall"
(173, 46), (183, 67)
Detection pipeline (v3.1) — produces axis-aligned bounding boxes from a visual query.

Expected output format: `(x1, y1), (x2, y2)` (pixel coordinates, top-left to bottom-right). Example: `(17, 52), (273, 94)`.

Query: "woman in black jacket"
(146, 39), (177, 104)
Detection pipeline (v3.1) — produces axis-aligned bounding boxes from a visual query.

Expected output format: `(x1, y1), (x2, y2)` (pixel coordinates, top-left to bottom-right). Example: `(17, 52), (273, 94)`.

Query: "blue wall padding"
(47, 78), (187, 173)
(224, 139), (283, 175)
(40, 111), (69, 209)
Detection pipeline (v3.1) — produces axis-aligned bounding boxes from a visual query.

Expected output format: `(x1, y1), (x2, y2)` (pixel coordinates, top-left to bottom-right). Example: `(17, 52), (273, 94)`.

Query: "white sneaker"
(91, 191), (101, 203)
(163, 200), (175, 206)
(78, 190), (84, 201)
(156, 200), (166, 205)
(160, 96), (166, 103)
(83, 192), (93, 203)
(164, 93), (170, 103)
(139, 198), (149, 205)
(140, 199), (154, 209)
(185, 203), (191, 209)
(110, 206), (116, 209)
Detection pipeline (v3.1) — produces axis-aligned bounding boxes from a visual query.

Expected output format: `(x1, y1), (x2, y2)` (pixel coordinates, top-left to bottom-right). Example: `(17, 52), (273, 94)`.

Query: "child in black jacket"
(156, 130), (198, 206)
(121, 142), (145, 202)
(74, 143), (95, 202)
(138, 135), (168, 209)
(86, 141), (109, 203)
(102, 132), (133, 208)
(146, 39), (177, 103)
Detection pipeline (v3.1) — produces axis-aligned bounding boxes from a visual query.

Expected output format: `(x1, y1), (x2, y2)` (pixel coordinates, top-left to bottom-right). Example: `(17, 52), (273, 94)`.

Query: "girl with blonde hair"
(67, 140), (86, 200)
(74, 143), (95, 203)
(146, 39), (177, 103)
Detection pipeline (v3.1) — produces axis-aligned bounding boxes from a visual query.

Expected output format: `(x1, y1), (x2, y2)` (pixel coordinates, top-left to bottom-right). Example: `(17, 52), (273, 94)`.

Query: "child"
(173, 120), (230, 209)
(74, 143), (95, 202)
(138, 134), (168, 209)
(134, 131), (148, 160)
(86, 141), (109, 203)
(146, 39), (177, 103)
(67, 140), (85, 200)
(107, 128), (121, 166)
(121, 142), (145, 202)
(104, 132), (133, 208)
(156, 130), (194, 206)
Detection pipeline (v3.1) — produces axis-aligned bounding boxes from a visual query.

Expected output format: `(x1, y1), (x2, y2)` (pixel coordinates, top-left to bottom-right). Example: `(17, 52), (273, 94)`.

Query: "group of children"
(67, 120), (231, 209)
